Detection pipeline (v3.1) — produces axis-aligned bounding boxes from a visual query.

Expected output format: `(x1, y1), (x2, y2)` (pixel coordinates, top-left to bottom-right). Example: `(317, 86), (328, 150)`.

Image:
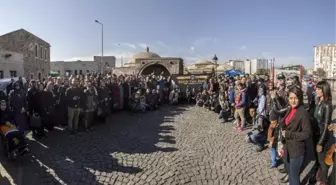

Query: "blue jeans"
(247, 132), (266, 147)
(270, 147), (277, 167)
(285, 156), (304, 185)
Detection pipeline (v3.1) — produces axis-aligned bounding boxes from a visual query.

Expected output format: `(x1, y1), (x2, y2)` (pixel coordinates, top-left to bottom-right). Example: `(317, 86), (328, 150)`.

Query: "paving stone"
(0, 105), (318, 185)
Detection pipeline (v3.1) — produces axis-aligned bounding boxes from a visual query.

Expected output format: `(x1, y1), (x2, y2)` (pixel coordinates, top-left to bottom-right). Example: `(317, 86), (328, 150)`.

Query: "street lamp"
(212, 54), (218, 80)
(95, 20), (103, 74)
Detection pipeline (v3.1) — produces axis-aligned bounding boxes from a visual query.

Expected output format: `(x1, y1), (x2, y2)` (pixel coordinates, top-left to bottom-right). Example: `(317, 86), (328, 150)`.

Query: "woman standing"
(311, 81), (333, 185)
(44, 82), (56, 131)
(8, 82), (29, 131)
(281, 87), (312, 185)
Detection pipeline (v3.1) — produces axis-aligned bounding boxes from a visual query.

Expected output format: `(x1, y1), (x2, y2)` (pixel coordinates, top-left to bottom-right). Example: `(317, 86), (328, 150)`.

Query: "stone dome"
(128, 47), (161, 64)
(195, 59), (214, 65)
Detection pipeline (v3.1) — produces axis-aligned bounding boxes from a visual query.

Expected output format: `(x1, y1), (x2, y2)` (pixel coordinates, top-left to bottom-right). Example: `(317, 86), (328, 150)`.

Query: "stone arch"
(139, 62), (171, 76)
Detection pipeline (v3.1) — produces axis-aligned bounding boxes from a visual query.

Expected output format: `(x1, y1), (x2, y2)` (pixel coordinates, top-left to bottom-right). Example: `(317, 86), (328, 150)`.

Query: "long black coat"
(280, 105), (313, 161)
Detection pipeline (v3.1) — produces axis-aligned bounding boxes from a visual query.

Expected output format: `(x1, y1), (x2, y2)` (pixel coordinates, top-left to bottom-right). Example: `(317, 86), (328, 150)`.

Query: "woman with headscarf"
(8, 81), (29, 131)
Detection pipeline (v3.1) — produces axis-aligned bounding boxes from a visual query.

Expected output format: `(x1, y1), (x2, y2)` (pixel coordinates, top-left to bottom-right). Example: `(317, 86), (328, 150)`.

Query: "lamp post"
(95, 20), (103, 74)
(212, 54), (218, 80)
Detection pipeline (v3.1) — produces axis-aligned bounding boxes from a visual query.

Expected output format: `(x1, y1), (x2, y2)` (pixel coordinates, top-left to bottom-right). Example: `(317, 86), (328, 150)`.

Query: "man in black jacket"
(65, 78), (83, 135)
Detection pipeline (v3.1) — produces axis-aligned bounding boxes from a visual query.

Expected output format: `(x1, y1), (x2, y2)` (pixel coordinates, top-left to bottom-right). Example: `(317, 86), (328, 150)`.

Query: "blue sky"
(0, 0), (335, 67)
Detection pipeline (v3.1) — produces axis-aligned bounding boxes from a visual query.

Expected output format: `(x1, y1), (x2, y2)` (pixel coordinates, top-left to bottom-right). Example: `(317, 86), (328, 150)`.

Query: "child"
(0, 100), (29, 158)
(186, 86), (191, 104)
(219, 90), (230, 123)
(267, 111), (279, 168)
(169, 88), (179, 105)
(234, 83), (246, 132)
(195, 89), (204, 107)
(190, 87), (196, 104)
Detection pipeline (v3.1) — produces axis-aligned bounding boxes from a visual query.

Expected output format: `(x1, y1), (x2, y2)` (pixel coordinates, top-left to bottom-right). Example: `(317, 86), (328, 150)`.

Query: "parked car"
(0, 77), (28, 94)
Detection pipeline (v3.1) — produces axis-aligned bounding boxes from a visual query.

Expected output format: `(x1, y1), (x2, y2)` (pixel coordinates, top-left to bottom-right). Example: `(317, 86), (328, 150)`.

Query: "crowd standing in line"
(187, 73), (335, 185)
(0, 71), (335, 185)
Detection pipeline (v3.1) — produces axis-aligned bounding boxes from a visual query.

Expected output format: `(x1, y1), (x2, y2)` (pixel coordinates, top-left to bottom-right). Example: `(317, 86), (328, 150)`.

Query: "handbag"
(30, 114), (42, 127)
(325, 144), (335, 165)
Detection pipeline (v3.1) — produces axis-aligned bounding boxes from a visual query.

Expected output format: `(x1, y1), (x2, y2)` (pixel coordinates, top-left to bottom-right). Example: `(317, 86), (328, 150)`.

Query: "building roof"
(0, 28), (51, 47)
(128, 47), (161, 64)
(195, 59), (214, 65)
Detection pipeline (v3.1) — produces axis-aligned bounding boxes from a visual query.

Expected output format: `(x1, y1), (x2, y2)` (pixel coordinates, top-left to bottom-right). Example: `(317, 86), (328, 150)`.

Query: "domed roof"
(195, 59), (214, 65)
(128, 47), (161, 64)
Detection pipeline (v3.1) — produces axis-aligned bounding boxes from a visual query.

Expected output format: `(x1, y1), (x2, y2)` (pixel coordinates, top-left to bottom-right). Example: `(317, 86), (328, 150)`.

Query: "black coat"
(281, 105), (312, 159)
(312, 99), (333, 147)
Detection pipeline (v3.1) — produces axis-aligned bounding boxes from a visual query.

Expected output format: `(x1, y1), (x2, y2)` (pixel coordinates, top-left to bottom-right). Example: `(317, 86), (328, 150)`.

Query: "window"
(35, 44), (38, 57)
(10, 71), (17, 77)
(40, 46), (43, 59)
(65, 70), (72, 76)
(74, 70), (78, 75)
(38, 72), (41, 80)
(86, 70), (90, 74)
(45, 48), (48, 60)
(58, 70), (60, 74)
(0, 71), (3, 79)
(79, 70), (82, 75)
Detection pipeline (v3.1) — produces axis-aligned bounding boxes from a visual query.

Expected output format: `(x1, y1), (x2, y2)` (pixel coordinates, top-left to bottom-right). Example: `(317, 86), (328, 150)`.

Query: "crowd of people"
(0, 71), (335, 185)
(189, 73), (335, 185)
(0, 72), (180, 157)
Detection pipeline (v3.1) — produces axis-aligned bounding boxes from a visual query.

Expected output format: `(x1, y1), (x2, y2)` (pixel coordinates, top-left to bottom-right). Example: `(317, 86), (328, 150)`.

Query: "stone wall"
(135, 58), (183, 75)
(0, 29), (50, 79)
(0, 49), (24, 78)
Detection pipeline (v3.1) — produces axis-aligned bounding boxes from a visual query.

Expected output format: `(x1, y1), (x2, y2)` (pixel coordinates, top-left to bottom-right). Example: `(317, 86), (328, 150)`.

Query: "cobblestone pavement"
(0, 105), (320, 185)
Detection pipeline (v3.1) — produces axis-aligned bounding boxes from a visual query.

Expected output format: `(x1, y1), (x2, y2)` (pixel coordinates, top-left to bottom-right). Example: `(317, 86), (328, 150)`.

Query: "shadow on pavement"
(0, 105), (187, 185)
(0, 176), (11, 185)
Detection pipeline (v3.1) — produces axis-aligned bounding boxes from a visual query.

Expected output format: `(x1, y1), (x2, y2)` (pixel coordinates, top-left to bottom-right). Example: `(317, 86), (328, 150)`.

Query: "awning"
(223, 69), (244, 77)
(50, 71), (59, 75)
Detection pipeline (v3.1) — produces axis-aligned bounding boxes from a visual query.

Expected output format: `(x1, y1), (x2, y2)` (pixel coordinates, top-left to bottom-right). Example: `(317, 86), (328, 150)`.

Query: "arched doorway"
(140, 64), (171, 76)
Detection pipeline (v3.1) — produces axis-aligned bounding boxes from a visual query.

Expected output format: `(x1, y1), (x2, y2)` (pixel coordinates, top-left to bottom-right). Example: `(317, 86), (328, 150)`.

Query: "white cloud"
(190, 46), (195, 53)
(274, 56), (312, 67)
(115, 43), (136, 49)
(193, 37), (218, 46)
(157, 41), (169, 48)
(240, 45), (247, 50)
(138, 43), (147, 49)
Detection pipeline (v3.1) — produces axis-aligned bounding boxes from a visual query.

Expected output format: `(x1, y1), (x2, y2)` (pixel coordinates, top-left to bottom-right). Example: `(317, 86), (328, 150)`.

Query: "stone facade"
(0, 29), (50, 79)
(51, 56), (116, 76)
(0, 49), (24, 78)
(113, 47), (183, 76)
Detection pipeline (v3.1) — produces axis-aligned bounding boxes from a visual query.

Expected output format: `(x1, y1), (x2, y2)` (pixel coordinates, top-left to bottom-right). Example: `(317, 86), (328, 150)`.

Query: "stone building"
(0, 49), (24, 78)
(0, 29), (51, 79)
(184, 59), (229, 74)
(113, 47), (183, 76)
(51, 56), (116, 76)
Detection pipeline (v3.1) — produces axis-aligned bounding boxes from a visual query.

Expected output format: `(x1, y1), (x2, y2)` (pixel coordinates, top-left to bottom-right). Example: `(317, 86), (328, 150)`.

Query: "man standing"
(65, 78), (83, 135)
(82, 79), (97, 131)
(53, 77), (67, 126)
